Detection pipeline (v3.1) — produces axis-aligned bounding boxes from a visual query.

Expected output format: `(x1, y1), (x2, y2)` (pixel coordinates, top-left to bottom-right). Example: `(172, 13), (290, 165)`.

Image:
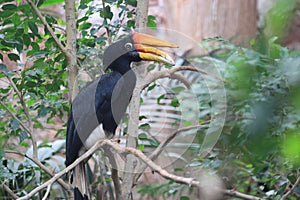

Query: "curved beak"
(132, 32), (179, 65)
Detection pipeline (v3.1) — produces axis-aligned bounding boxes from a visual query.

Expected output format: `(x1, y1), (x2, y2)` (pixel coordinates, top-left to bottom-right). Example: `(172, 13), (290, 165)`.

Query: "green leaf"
(127, 20), (135, 28)
(28, 21), (39, 36)
(101, 5), (113, 20)
(172, 86), (185, 93)
(139, 123), (150, 131)
(8, 53), (20, 61)
(125, 0), (136, 7)
(147, 15), (156, 29)
(12, 14), (21, 26)
(23, 34), (31, 46)
(180, 196), (190, 200)
(10, 118), (20, 131)
(138, 133), (147, 140)
(139, 144), (144, 151)
(147, 83), (156, 91)
(2, 4), (17, 10)
(157, 94), (165, 104)
(38, 106), (51, 117)
(79, 22), (92, 30)
(20, 141), (29, 147)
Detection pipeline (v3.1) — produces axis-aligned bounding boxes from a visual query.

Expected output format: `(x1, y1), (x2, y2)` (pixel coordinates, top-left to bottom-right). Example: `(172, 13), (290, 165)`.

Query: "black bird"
(66, 32), (178, 199)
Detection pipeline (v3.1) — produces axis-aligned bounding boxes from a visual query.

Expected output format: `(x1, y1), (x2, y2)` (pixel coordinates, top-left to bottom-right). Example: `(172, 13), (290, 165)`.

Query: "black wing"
(65, 72), (122, 166)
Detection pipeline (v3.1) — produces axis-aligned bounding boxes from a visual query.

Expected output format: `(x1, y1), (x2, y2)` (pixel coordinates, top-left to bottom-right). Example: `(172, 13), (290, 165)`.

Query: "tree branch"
(5, 150), (70, 191)
(281, 174), (300, 200)
(224, 190), (262, 200)
(65, 0), (79, 101)
(143, 65), (225, 89)
(133, 122), (210, 183)
(4, 75), (37, 159)
(1, 183), (19, 199)
(17, 140), (107, 200)
(121, 1), (149, 199)
(16, 139), (262, 200)
(25, 0), (67, 55)
(105, 140), (262, 200)
(0, 100), (31, 135)
(41, 184), (51, 200)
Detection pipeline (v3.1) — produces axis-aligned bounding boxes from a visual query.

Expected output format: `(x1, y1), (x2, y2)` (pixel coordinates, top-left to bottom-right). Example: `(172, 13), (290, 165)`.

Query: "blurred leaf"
(125, 0), (137, 7)
(0, 64), (8, 75)
(28, 21), (39, 36)
(282, 130), (300, 166)
(147, 15), (156, 29)
(8, 53), (20, 61)
(39, 0), (64, 7)
(19, 130), (28, 142)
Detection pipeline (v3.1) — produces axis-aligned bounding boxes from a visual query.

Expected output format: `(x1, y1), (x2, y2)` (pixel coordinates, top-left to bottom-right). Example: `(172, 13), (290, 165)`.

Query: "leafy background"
(0, 0), (299, 199)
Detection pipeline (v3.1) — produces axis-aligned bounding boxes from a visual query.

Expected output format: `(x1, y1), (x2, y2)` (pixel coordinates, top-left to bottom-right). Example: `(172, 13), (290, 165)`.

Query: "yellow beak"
(132, 32), (178, 65)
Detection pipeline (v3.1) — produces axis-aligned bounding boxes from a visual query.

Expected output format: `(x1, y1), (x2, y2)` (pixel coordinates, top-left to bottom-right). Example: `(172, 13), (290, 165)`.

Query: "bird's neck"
(109, 59), (132, 75)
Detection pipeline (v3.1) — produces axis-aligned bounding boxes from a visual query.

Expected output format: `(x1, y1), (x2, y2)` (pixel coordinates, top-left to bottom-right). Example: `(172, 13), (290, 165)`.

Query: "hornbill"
(66, 32), (178, 199)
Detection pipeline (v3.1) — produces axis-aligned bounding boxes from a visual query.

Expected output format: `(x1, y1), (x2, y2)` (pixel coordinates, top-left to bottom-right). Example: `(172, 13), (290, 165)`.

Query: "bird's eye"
(124, 43), (133, 50)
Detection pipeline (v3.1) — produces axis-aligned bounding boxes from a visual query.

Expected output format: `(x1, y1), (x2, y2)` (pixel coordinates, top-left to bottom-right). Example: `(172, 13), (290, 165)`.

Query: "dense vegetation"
(0, 0), (299, 199)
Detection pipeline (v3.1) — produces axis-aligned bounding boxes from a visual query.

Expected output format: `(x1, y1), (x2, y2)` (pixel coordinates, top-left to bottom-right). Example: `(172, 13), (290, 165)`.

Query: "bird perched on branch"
(65, 32), (178, 200)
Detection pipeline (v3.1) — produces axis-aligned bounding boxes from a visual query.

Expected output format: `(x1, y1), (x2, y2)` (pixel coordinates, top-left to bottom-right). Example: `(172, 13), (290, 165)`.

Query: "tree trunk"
(162, 0), (257, 56)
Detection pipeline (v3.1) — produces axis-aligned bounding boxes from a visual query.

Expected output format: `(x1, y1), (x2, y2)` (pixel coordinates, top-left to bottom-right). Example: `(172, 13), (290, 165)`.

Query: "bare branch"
(105, 140), (261, 200)
(224, 190), (262, 200)
(122, 1), (149, 198)
(16, 139), (262, 200)
(17, 140), (107, 200)
(25, 0), (67, 55)
(170, 73), (192, 88)
(0, 100), (31, 135)
(143, 65), (226, 89)
(42, 184), (52, 200)
(1, 183), (19, 199)
(281, 174), (300, 200)
(134, 122), (210, 183)
(2, 75), (37, 158)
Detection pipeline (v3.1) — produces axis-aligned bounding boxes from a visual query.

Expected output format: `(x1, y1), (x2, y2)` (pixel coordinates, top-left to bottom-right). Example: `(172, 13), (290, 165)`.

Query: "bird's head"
(103, 32), (178, 73)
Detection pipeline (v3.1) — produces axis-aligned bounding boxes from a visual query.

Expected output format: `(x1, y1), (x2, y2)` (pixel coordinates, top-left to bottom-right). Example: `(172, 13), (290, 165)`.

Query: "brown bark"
(121, 1), (150, 199)
(65, 0), (79, 101)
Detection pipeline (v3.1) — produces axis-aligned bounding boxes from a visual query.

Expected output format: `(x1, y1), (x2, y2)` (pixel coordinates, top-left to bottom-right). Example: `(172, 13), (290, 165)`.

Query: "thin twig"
(170, 73), (192, 88)
(5, 150), (70, 191)
(105, 140), (261, 200)
(17, 140), (107, 200)
(281, 174), (300, 200)
(143, 65), (226, 90)
(0, 100), (31, 134)
(25, 0), (67, 55)
(5, 75), (37, 159)
(133, 122), (210, 183)
(224, 189), (262, 200)
(42, 184), (52, 200)
(16, 139), (261, 200)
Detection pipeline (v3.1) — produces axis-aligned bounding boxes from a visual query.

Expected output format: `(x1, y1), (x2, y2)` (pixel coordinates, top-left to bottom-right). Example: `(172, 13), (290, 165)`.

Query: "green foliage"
(1, 0), (299, 199)
(136, 37), (300, 199)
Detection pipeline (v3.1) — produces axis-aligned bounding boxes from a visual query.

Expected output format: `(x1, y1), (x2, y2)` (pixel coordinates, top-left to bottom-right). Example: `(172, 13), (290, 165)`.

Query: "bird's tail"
(73, 162), (89, 200)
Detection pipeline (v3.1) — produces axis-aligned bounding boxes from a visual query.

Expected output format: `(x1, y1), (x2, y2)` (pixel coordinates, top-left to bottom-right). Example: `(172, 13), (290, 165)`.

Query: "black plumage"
(65, 32), (177, 200)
